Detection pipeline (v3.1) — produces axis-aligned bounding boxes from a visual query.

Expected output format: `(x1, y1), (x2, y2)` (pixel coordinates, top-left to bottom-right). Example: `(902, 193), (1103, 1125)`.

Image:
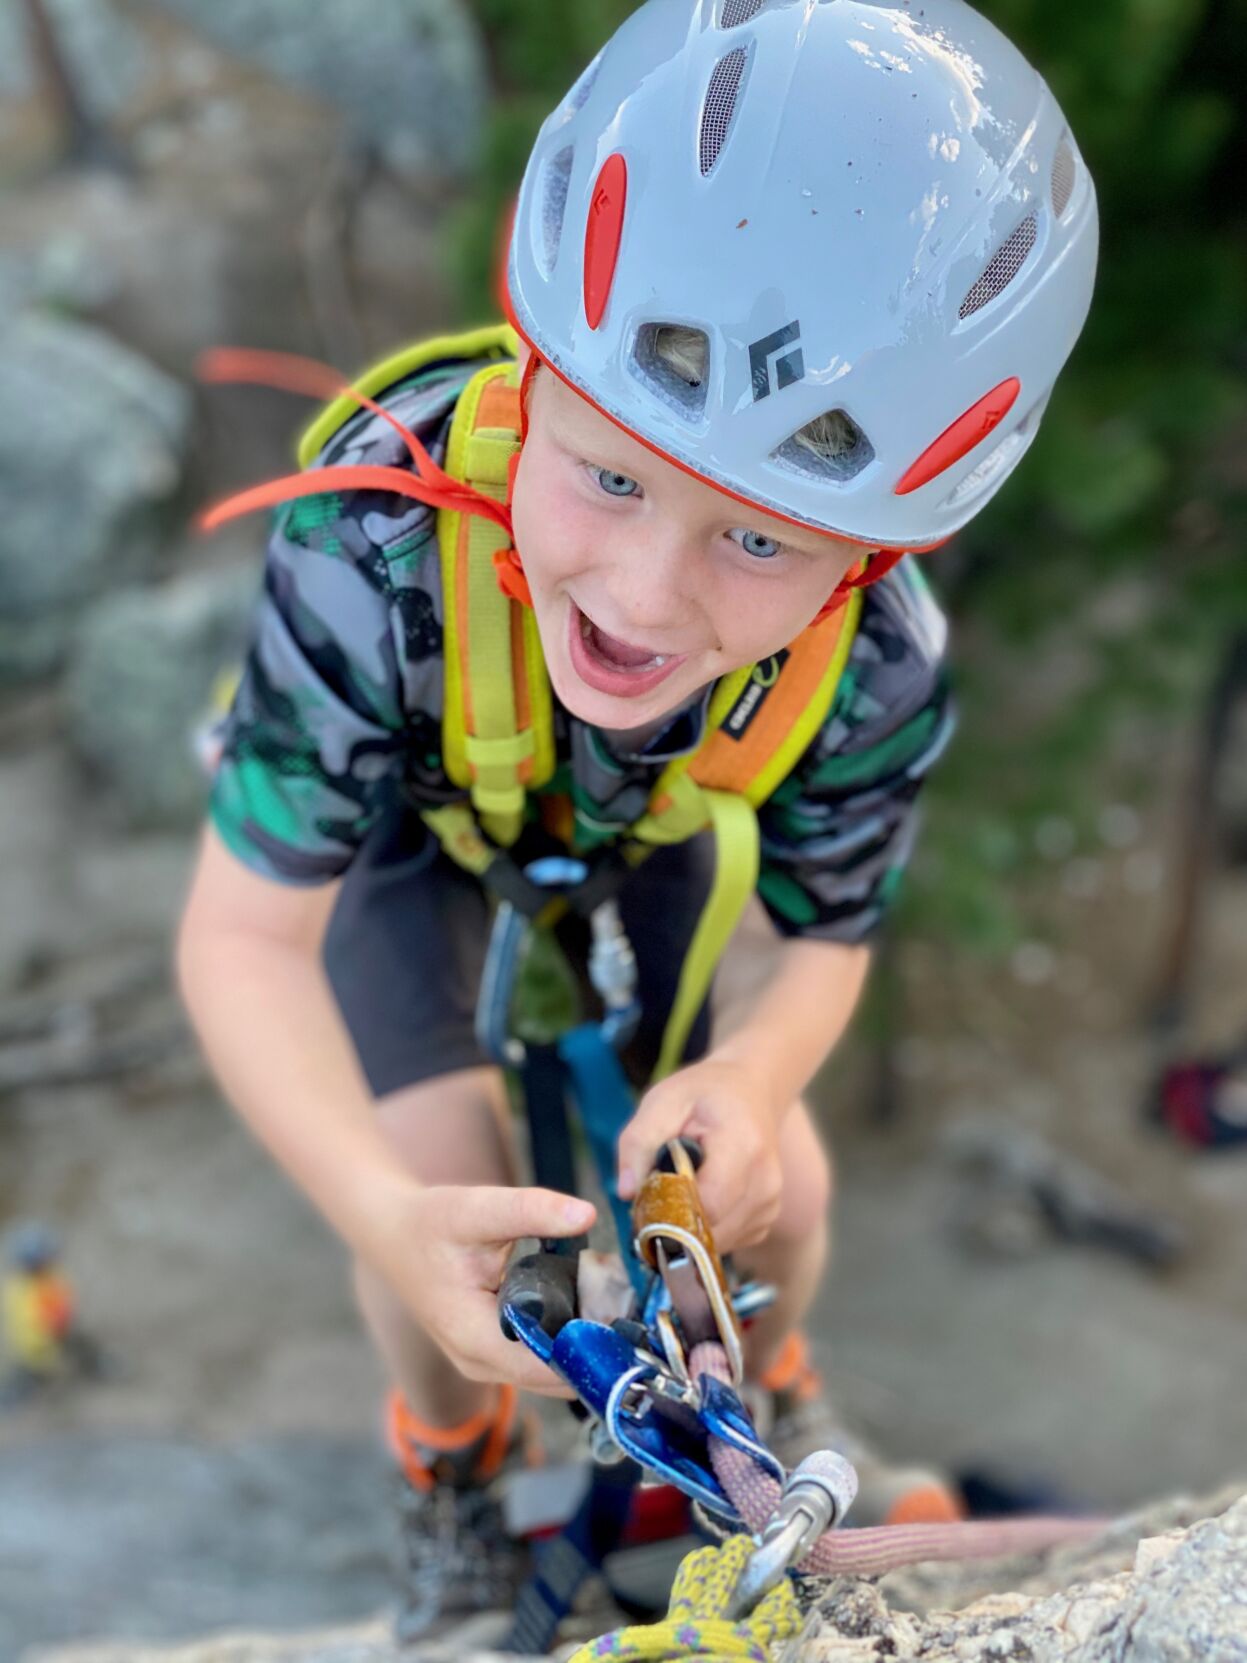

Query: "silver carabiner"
(723, 1451), (858, 1619)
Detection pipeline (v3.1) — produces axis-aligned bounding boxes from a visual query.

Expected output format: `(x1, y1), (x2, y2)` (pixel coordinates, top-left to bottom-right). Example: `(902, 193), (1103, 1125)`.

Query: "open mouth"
(567, 603), (687, 699)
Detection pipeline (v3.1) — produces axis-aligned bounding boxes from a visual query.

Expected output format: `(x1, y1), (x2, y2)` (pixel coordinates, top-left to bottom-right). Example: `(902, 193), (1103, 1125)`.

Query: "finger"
(617, 1093), (690, 1199)
(446, 1186), (595, 1248)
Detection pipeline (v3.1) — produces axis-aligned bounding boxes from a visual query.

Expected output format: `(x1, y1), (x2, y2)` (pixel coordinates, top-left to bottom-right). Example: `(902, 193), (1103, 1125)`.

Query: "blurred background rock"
(0, 2), (1243, 1658)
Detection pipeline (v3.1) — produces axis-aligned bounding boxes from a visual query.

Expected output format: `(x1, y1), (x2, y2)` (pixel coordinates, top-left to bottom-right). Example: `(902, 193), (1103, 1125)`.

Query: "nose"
(603, 522), (703, 639)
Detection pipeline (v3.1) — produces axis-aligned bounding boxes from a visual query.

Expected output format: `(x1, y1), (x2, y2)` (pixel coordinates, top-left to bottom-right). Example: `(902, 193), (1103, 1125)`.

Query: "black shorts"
(322, 801), (715, 1098)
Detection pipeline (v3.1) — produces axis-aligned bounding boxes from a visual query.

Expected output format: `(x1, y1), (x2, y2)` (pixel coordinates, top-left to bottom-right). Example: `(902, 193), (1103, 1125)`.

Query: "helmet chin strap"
(491, 352), (542, 608)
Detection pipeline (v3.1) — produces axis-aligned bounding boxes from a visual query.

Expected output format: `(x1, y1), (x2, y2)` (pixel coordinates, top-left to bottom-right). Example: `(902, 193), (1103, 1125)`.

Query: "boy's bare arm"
(175, 825), (592, 1392)
(176, 825), (410, 1248)
(712, 937), (870, 1117)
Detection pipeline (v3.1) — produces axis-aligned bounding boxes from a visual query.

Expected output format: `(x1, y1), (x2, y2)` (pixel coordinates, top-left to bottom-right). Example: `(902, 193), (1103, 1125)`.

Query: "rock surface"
(1, 0), (485, 175)
(23, 1490), (1247, 1663)
(66, 563), (257, 826)
(0, 0), (155, 121)
(147, 0), (487, 176)
(0, 314), (190, 685)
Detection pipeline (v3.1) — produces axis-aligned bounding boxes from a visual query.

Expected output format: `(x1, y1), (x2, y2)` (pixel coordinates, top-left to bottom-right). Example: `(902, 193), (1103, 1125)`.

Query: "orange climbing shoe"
(758, 1332), (965, 1528)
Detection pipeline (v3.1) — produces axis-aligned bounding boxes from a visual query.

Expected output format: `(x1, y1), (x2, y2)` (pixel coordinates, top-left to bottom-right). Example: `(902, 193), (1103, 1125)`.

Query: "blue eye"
(729, 528), (783, 560)
(590, 465), (640, 498)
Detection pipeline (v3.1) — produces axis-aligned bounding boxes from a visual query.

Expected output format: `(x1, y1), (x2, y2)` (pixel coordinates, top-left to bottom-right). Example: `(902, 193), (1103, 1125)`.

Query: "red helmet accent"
(583, 153), (627, 330)
(894, 377), (1021, 497)
(494, 195), (519, 321)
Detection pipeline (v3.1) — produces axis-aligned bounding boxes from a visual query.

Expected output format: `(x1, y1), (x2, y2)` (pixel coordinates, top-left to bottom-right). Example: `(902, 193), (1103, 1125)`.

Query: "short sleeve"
(756, 561), (955, 942)
(210, 506), (409, 884)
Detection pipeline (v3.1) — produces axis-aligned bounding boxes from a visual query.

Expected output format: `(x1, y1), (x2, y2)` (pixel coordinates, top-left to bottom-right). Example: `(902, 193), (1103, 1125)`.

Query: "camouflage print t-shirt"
(211, 350), (955, 944)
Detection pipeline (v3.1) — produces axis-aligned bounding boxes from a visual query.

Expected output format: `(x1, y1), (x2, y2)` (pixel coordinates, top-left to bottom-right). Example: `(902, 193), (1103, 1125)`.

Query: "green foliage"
(451, 3), (636, 322)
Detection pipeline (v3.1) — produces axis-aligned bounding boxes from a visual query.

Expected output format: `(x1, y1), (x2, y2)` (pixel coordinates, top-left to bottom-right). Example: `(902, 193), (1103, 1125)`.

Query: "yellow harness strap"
(287, 324), (863, 1085)
(295, 324), (519, 469)
(636, 593), (863, 1078)
(436, 364), (555, 845)
(653, 789), (759, 1080)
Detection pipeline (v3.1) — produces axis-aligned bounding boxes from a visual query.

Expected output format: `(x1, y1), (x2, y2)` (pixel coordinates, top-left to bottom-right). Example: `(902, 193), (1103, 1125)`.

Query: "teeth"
(653, 656), (667, 667)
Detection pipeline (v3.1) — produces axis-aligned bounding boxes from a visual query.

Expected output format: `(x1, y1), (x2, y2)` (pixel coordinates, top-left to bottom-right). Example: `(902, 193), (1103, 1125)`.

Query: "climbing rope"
(689, 1340), (1105, 1578)
(568, 1534), (802, 1663)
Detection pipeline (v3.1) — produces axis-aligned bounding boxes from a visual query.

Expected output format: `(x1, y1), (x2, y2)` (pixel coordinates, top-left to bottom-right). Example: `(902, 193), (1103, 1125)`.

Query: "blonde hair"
(652, 324), (860, 464)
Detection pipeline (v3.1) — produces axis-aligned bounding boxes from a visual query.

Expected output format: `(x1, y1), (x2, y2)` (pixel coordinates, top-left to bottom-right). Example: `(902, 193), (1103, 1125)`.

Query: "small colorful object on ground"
(1, 1221), (102, 1406)
(1151, 1050), (1247, 1149)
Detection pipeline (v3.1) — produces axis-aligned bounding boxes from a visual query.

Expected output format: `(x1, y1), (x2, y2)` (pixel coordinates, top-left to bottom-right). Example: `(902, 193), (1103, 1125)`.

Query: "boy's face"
(510, 358), (865, 732)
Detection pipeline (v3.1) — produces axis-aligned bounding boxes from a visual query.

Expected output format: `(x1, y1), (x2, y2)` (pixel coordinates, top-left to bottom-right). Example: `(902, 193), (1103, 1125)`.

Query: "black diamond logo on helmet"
(749, 321), (804, 401)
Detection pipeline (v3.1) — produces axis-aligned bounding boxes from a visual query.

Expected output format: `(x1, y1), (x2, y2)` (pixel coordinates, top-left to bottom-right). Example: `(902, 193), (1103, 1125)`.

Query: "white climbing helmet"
(507, 0), (1098, 550)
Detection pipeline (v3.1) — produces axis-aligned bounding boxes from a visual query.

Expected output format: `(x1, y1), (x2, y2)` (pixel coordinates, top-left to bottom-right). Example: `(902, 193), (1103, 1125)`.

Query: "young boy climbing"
(177, 0), (1096, 1639)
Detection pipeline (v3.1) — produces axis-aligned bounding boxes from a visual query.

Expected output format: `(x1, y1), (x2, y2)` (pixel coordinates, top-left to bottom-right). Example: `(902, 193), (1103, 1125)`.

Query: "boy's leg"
(709, 892), (835, 1376)
(349, 1062), (536, 1639)
(352, 1063), (518, 1428)
(732, 1099), (832, 1379)
(322, 810), (538, 1635)
(711, 900), (961, 1523)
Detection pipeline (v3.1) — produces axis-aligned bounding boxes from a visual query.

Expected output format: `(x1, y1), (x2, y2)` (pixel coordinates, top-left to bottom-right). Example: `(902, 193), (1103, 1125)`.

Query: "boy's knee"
(373, 1067), (515, 1187)
(772, 1105), (834, 1244)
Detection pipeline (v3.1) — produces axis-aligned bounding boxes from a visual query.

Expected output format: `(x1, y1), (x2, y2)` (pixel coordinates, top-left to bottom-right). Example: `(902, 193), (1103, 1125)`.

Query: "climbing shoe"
(386, 1384), (538, 1642)
(759, 1332), (964, 1527)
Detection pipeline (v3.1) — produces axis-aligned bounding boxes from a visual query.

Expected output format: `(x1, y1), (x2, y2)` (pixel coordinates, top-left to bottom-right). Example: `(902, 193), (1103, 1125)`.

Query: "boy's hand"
(616, 1060), (782, 1253)
(375, 1184), (595, 1397)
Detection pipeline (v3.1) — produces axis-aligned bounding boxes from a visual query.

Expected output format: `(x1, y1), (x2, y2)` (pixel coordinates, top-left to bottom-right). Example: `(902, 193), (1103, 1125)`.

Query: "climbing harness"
(199, 327), (867, 1082)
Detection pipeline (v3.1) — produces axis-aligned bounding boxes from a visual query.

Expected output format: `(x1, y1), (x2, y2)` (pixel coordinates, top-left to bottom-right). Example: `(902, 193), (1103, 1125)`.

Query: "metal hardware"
(725, 1451), (858, 1618)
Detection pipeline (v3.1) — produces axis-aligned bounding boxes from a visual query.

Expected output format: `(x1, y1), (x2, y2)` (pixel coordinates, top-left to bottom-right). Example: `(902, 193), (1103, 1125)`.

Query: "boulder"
(0, 313), (190, 685)
(23, 1489), (1247, 1663)
(65, 563), (257, 827)
(150, 0), (487, 176)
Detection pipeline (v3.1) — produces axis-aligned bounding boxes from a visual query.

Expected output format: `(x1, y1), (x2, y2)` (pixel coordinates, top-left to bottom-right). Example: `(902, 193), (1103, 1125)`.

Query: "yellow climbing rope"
(568, 1535), (802, 1663)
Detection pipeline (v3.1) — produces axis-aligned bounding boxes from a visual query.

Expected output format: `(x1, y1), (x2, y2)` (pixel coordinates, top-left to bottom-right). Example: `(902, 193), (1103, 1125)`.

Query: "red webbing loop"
(195, 347), (515, 542)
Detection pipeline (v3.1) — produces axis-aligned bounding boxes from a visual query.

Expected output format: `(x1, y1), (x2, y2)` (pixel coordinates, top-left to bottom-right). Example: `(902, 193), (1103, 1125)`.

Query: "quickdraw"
(498, 1139), (790, 1535)
(500, 1133), (1109, 1611)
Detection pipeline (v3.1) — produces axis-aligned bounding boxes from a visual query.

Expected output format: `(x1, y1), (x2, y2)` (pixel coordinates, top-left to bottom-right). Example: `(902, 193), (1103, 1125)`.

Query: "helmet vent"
(700, 47), (749, 175)
(565, 49), (604, 116)
(720, 0), (766, 25)
(630, 323), (710, 420)
(772, 410), (875, 485)
(539, 146), (574, 277)
(1051, 138), (1076, 218)
(958, 215), (1037, 320)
